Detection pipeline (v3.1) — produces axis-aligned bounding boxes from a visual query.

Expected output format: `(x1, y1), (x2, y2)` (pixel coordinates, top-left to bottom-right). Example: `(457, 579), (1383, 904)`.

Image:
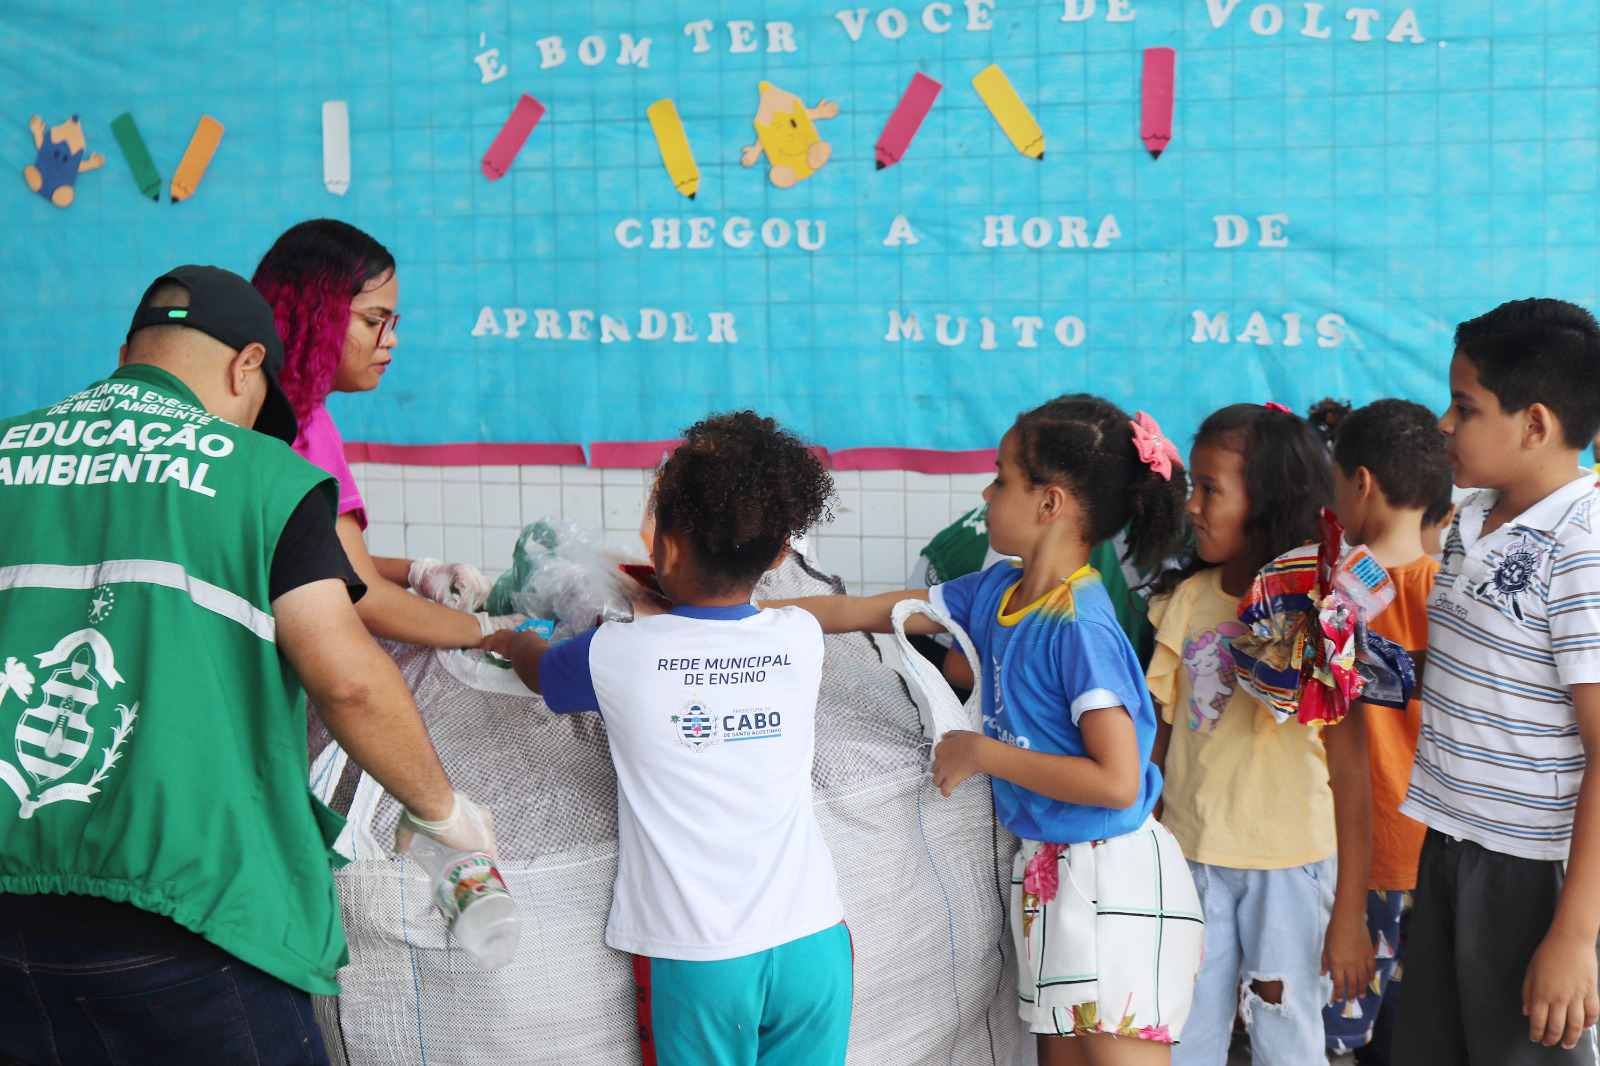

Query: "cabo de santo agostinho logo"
(672, 700), (719, 752)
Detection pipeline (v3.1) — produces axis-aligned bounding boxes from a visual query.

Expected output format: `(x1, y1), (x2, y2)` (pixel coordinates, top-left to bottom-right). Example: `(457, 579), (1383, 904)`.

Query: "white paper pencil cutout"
(322, 100), (350, 195)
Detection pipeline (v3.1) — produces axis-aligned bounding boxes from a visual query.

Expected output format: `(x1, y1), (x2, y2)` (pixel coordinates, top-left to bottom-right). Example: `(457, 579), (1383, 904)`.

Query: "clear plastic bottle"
(407, 836), (521, 969)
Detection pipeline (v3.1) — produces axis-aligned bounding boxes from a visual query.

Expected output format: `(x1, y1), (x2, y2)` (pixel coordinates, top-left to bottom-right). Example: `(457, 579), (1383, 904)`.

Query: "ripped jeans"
(1171, 858), (1336, 1066)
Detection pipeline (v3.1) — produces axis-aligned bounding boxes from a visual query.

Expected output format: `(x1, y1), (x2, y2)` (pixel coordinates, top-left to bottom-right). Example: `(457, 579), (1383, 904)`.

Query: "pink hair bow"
(1130, 411), (1180, 481)
(1263, 402), (1291, 413)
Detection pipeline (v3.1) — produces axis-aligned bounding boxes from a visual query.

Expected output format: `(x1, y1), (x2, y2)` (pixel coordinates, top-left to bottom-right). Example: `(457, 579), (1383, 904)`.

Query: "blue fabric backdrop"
(2, 1), (1590, 456)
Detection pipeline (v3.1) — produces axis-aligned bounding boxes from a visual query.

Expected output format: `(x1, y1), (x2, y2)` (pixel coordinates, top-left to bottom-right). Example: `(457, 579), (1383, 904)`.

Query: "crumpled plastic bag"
(1352, 627), (1415, 710)
(1230, 509), (1411, 726)
(486, 517), (668, 641)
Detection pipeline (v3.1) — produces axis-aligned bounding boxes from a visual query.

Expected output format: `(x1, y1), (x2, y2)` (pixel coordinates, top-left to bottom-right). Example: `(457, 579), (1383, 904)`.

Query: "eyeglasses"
(353, 309), (400, 347)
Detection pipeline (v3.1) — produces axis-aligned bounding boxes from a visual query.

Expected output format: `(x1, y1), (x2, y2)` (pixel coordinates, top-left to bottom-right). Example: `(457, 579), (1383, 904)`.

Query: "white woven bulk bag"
(311, 553), (1021, 1066)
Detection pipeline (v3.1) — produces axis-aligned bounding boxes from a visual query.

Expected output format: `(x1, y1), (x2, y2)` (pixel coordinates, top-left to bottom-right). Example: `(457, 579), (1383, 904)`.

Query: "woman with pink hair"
(253, 219), (511, 646)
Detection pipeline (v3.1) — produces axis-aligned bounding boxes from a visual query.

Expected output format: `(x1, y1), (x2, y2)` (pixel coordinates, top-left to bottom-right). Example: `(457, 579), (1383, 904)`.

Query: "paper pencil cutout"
(170, 115), (223, 202)
(971, 65), (1043, 160)
(646, 99), (699, 199)
(1141, 48), (1176, 159)
(109, 113), (159, 200)
(482, 94), (545, 181)
(875, 72), (941, 170)
(322, 100), (350, 195)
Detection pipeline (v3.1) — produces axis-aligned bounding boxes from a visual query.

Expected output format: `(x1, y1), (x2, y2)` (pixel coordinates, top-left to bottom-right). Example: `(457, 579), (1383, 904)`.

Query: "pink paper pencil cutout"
(1141, 48), (1175, 158)
(875, 72), (942, 170)
(482, 94), (545, 181)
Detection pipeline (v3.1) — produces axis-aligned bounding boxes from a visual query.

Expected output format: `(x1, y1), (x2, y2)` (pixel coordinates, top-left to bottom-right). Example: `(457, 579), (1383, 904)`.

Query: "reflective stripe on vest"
(0, 560), (275, 642)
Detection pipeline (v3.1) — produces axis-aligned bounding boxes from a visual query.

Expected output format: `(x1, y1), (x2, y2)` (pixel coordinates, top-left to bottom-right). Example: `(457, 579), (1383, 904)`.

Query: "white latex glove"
(444, 563), (494, 611)
(395, 790), (498, 860)
(409, 558), (494, 612)
(476, 612), (528, 638)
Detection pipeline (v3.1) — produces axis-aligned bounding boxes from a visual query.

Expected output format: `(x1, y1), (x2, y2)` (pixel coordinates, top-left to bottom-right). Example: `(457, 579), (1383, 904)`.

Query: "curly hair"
(1150, 403), (1333, 598)
(1332, 398), (1450, 511)
(651, 411), (834, 595)
(1009, 394), (1188, 571)
(1306, 397), (1353, 446)
(250, 220), (395, 430)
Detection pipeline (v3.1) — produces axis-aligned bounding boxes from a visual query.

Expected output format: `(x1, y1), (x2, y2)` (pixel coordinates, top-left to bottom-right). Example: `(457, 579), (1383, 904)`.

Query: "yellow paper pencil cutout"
(647, 99), (699, 200)
(971, 65), (1044, 160)
(170, 115), (224, 202)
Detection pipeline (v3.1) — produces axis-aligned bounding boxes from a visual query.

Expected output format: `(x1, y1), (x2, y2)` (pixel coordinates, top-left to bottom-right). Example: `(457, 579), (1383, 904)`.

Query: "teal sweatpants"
(633, 922), (853, 1066)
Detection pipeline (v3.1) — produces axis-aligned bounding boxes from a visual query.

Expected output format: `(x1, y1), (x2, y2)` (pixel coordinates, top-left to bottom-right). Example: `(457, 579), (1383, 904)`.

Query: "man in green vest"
(0, 266), (497, 1065)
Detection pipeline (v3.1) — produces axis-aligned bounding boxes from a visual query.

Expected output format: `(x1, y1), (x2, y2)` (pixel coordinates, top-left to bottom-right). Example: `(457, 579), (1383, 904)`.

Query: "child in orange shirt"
(1324, 399), (1452, 1062)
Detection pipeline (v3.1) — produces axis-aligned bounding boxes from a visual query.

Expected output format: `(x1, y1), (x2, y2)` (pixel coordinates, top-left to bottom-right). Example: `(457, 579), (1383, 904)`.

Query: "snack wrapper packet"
(1230, 543), (1318, 722)
(1353, 628), (1415, 710)
(1230, 509), (1408, 725)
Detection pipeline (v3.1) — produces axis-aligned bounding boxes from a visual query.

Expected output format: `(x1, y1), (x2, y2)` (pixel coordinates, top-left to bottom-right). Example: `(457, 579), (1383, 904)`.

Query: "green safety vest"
(0, 364), (350, 994)
(918, 506), (992, 587)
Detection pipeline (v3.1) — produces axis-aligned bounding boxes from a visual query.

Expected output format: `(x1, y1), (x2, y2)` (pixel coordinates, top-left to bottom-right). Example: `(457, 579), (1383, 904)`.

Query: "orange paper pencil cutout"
(170, 116), (224, 202)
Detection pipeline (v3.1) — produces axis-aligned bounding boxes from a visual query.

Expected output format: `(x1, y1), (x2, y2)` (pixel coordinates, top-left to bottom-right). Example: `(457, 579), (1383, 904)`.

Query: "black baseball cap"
(126, 265), (297, 444)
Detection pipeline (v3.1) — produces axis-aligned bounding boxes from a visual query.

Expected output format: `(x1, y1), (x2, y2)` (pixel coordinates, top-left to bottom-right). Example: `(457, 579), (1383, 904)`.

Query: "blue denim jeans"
(0, 931), (329, 1066)
(1173, 859), (1336, 1066)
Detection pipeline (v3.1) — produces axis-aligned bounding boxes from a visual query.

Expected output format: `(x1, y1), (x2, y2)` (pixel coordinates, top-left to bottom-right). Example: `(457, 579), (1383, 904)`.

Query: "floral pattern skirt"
(1013, 816), (1204, 1042)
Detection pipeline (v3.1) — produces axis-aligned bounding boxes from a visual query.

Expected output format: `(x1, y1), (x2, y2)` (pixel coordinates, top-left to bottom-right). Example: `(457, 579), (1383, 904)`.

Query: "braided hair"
(1009, 394), (1188, 571)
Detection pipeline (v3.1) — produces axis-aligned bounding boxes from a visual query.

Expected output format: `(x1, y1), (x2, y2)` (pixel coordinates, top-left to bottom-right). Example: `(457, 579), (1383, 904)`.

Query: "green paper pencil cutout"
(109, 113), (160, 200)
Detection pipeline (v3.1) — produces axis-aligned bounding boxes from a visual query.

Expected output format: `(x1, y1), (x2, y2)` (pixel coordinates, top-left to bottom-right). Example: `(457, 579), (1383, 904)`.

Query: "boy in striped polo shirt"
(1395, 299), (1600, 1064)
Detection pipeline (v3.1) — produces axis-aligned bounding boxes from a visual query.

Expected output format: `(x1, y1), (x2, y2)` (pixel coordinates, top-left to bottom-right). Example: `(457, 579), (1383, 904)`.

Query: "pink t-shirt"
(292, 404), (367, 529)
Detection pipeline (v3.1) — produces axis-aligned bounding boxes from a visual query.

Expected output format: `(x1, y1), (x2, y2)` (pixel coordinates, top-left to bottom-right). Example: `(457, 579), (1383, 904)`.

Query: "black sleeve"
(269, 488), (368, 604)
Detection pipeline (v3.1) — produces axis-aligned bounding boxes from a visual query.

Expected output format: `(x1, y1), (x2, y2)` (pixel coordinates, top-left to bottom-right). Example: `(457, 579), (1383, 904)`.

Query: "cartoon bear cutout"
(741, 82), (839, 189)
(24, 114), (104, 208)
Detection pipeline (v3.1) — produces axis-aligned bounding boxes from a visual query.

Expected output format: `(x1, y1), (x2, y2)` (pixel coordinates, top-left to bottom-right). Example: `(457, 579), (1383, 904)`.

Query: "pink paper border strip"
(831, 446), (996, 474)
(343, 441), (994, 474)
(590, 440), (832, 469)
(589, 439), (682, 468)
(344, 441), (586, 466)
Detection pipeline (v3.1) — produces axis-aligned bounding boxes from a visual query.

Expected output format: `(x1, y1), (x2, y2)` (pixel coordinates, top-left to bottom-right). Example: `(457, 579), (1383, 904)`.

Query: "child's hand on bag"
(932, 730), (986, 797)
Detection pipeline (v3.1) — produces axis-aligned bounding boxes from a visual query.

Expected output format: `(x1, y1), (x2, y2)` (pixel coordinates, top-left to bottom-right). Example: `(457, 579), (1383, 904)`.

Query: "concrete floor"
(1225, 1045), (1356, 1064)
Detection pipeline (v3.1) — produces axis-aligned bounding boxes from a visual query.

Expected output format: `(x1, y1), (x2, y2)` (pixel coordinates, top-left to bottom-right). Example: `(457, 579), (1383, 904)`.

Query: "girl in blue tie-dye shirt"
(771, 394), (1204, 1066)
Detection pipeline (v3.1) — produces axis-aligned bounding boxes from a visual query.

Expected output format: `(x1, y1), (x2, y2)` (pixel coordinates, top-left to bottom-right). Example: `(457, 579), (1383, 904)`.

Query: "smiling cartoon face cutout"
(741, 82), (840, 189)
(24, 114), (105, 208)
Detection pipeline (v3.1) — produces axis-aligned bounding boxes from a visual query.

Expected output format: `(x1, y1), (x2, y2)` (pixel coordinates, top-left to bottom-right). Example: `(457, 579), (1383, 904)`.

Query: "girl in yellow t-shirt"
(1146, 403), (1375, 1066)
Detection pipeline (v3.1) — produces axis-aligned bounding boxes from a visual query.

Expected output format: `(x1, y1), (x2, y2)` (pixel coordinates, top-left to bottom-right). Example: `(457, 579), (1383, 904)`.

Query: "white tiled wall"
(350, 463), (994, 595)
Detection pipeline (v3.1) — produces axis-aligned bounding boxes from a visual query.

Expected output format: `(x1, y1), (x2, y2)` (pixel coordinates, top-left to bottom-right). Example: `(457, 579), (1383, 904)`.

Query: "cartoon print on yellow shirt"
(1183, 622), (1247, 733)
(741, 81), (839, 189)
